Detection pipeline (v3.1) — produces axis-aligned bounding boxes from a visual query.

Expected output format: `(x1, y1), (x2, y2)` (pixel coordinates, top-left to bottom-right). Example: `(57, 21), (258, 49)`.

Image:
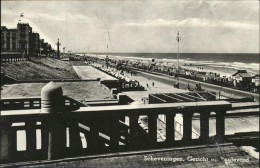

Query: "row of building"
(1, 23), (57, 58)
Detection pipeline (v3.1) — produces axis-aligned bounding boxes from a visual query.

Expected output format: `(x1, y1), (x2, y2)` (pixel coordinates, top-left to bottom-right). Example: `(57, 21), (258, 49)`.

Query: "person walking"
(105, 56), (109, 68)
(187, 83), (190, 91)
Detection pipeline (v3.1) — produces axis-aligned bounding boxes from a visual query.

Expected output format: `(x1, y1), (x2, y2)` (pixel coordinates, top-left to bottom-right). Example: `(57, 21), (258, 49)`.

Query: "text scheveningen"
(144, 156), (250, 163)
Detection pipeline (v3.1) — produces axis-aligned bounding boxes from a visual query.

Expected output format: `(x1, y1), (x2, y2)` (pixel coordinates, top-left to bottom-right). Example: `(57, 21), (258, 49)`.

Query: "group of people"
(103, 56), (205, 92)
(92, 62), (143, 91)
(146, 81), (155, 88)
(173, 82), (202, 91)
(92, 63), (131, 82)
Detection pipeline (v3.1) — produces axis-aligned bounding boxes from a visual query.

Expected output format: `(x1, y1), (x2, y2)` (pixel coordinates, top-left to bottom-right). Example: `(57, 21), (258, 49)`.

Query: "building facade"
(29, 32), (40, 56)
(1, 23), (53, 57)
(1, 27), (19, 53)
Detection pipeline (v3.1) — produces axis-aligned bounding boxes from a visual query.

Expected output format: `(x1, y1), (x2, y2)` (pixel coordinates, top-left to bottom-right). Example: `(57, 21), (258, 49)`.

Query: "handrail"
(0, 100), (231, 164)
(1, 101), (231, 117)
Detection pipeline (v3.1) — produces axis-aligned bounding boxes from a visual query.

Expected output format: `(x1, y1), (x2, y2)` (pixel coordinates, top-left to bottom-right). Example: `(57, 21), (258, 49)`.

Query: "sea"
(93, 53), (259, 64)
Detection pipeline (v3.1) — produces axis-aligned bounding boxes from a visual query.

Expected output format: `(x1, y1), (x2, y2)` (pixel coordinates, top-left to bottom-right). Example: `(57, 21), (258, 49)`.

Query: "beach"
(84, 53), (259, 78)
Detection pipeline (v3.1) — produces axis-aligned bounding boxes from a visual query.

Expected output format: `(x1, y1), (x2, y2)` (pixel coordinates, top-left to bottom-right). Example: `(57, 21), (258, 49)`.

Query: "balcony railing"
(1, 56), (28, 64)
(1, 95), (83, 111)
(0, 96), (231, 163)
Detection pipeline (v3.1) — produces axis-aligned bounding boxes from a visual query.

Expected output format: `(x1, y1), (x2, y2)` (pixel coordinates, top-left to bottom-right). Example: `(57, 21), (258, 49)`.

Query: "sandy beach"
(85, 54), (259, 78)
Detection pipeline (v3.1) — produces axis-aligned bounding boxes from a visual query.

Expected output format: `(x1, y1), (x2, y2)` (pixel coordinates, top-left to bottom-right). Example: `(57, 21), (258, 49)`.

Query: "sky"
(1, 0), (259, 53)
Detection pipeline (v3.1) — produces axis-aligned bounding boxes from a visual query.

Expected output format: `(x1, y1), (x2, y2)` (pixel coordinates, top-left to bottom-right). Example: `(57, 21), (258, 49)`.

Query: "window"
(12, 43), (16, 50)
(12, 32), (16, 39)
(20, 31), (26, 38)
(1, 35), (3, 41)
(21, 43), (26, 50)
(7, 43), (10, 50)
(1, 40), (4, 48)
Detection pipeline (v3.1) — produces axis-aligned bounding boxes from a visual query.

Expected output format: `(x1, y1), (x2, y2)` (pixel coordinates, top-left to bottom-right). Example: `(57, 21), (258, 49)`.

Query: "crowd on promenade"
(112, 57), (258, 92)
(142, 64), (258, 92)
(70, 54), (259, 93)
(91, 59), (144, 91)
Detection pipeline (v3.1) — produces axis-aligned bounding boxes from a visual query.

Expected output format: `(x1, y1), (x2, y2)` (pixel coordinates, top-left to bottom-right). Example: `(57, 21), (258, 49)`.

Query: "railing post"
(41, 81), (66, 160)
(25, 121), (37, 159)
(166, 112), (175, 146)
(129, 114), (139, 149)
(10, 127), (17, 159)
(68, 120), (82, 156)
(110, 113), (119, 151)
(148, 114), (157, 146)
(29, 100), (34, 108)
(199, 111), (210, 143)
(0, 119), (13, 162)
(215, 110), (226, 142)
(88, 119), (100, 154)
(182, 110), (193, 142)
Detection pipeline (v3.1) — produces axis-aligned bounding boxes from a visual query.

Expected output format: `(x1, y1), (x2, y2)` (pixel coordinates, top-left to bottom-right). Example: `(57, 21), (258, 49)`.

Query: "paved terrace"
(73, 66), (118, 80)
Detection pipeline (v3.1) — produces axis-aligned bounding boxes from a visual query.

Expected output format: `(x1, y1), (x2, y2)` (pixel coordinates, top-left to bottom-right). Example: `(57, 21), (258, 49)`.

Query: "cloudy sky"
(1, 0), (259, 53)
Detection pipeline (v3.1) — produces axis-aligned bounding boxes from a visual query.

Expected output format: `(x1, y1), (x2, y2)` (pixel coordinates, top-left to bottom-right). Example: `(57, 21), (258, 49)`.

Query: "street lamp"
(176, 31), (181, 86)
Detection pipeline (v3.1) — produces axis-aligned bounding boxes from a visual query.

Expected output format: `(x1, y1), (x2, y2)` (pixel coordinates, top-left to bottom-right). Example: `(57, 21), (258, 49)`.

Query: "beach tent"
(252, 74), (259, 85)
(232, 70), (252, 83)
(251, 74), (259, 92)
(232, 70), (252, 88)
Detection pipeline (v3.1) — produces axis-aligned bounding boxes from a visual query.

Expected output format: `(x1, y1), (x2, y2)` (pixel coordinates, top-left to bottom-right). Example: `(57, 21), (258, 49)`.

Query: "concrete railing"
(1, 57), (29, 64)
(1, 95), (82, 111)
(0, 82), (231, 164)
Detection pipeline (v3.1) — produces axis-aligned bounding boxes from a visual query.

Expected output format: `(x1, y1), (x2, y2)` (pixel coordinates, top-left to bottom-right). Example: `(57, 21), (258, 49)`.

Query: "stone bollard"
(41, 81), (66, 160)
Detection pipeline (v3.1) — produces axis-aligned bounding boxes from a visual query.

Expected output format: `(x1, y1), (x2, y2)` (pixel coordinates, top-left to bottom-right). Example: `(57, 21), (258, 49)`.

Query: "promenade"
(131, 68), (259, 102)
(92, 58), (258, 101)
(122, 71), (188, 105)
